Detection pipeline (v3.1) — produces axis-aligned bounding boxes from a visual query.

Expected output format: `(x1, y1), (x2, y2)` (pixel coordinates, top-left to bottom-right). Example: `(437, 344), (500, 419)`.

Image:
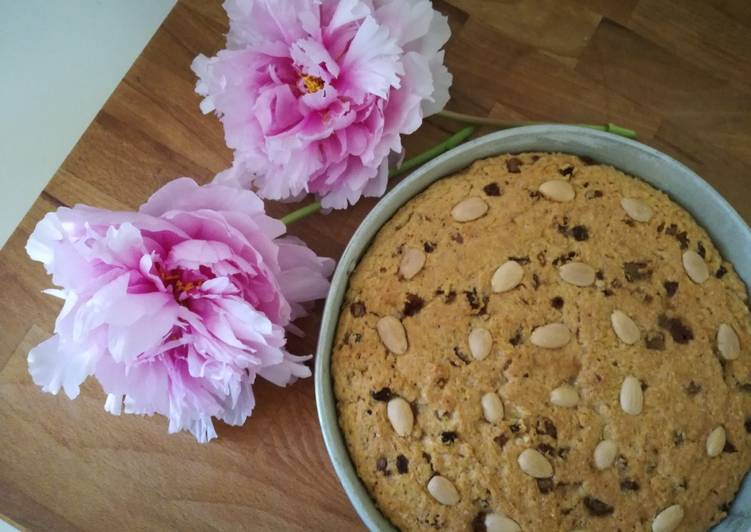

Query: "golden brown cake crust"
(331, 152), (751, 531)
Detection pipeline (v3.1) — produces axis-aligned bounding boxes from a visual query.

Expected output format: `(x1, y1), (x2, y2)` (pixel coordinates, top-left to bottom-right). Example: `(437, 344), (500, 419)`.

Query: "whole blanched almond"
(651, 505), (684, 532)
(481, 392), (504, 423)
(492, 260), (524, 293)
(620, 375), (643, 415)
(594, 440), (617, 470)
(485, 513), (521, 532)
(682, 250), (709, 284)
(530, 323), (571, 349)
(377, 316), (408, 355)
(452, 197), (488, 222)
(517, 448), (553, 478)
(611, 310), (640, 344)
(539, 180), (575, 202)
(469, 328), (493, 360)
(621, 197), (653, 222)
(387, 397), (413, 437)
(717, 323), (740, 360)
(399, 248), (426, 280)
(427, 475), (460, 506)
(559, 262), (596, 287)
(550, 384), (579, 407)
(706, 426), (726, 457)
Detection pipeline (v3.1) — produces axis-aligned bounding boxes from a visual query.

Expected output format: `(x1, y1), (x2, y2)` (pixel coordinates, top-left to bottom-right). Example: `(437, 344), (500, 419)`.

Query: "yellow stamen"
(302, 74), (324, 94)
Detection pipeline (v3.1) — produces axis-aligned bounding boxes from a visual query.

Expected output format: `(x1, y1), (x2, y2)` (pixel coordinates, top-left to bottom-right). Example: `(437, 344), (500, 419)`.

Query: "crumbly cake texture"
(331, 152), (751, 531)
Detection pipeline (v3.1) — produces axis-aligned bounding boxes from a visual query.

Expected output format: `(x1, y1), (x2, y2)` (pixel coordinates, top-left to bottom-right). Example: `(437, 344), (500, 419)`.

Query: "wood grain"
(1, 1), (750, 529)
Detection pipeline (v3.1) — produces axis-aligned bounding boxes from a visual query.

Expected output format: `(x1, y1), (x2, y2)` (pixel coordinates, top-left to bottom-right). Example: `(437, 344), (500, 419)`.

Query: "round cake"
(331, 152), (751, 531)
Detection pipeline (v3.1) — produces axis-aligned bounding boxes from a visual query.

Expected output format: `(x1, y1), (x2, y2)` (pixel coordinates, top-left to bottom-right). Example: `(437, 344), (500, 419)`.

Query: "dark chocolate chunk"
(723, 441), (738, 453)
(509, 329), (523, 346)
(620, 479), (640, 491)
(444, 290), (456, 303)
(623, 218), (636, 227)
(665, 224), (690, 249)
(494, 433), (509, 448)
(376, 457), (387, 471)
(471, 513), (487, 532)
(551, 296), (564, 309)
(557, 447), (570, 459)
(716, 265), (728, 278)
(506, 157), (522, 173)
(464, 288), (489, 315)
(396, 454), (409, 473)
(595, 269), (604, 280)
(686, 381), (702, 395)
(537, 443), (556, 457)
(583, 496), (614, 516)
(552, 251), (577, 266)
(745, 417), (751, 433)
(602, 289), (614, 297)
(508, 255), (531, 265)
(403, 293), (425, 317)
(645, 331), (666, 351)
(658, 315), (694, 344)
(453, 347), (470, 365)
(483, 182), (502, 196)
(350, 301), (366, 317)
(559, 165), (575, 177)
(571, 225), (589, 241)
(664, 280), (679, 297)
(371, 387), (394, 402)
(536, 417), (558, 439)
(624, 261), (653, 282)
(719, 502), (731, 513)
(422, 452), (432, 464)
(423, 241), (436, 253)
(697, 241), (706, 258)
(441, 431), (458, 444)
(509, 423), (521, 433)
(537, 478), (554, 494)
(657, 222), (665, 233)
(741, 383), (751, 393)
(529, 190), (541, 199)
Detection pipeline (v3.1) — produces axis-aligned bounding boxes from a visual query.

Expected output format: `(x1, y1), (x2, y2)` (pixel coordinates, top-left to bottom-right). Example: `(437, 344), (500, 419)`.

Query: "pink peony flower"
(192, 0), (452, 209)
(26, 178), (334, 442)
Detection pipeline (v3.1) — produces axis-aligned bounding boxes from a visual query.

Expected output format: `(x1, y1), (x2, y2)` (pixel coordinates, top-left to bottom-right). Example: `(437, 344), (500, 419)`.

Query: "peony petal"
(28, 334), (100, 399)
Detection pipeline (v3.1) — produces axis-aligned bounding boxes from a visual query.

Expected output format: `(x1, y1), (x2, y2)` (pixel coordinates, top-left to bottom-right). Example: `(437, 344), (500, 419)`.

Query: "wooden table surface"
(1, 1), (750, 530)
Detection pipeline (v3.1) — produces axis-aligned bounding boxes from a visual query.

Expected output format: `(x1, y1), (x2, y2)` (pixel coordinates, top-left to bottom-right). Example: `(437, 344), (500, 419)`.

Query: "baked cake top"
(332, 152), (751, 532)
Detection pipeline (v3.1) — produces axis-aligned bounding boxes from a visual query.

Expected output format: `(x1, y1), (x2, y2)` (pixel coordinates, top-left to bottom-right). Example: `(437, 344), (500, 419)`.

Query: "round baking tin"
(315, 125), (751, 531)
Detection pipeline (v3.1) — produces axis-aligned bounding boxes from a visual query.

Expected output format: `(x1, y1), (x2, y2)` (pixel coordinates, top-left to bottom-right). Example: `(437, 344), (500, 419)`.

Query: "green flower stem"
(280, 126), (476, 225)
(437, 110), (637, 139)
(279, 200), (322, 226)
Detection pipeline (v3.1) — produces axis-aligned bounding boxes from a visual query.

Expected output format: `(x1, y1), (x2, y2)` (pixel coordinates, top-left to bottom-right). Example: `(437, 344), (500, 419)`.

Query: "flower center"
(301, 74), (324, 94)
(158, 267), (203, 298)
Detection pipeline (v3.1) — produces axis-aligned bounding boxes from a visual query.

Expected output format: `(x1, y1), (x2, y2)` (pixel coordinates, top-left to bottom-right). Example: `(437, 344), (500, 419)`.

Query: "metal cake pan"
(315, 125), (751, 531)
